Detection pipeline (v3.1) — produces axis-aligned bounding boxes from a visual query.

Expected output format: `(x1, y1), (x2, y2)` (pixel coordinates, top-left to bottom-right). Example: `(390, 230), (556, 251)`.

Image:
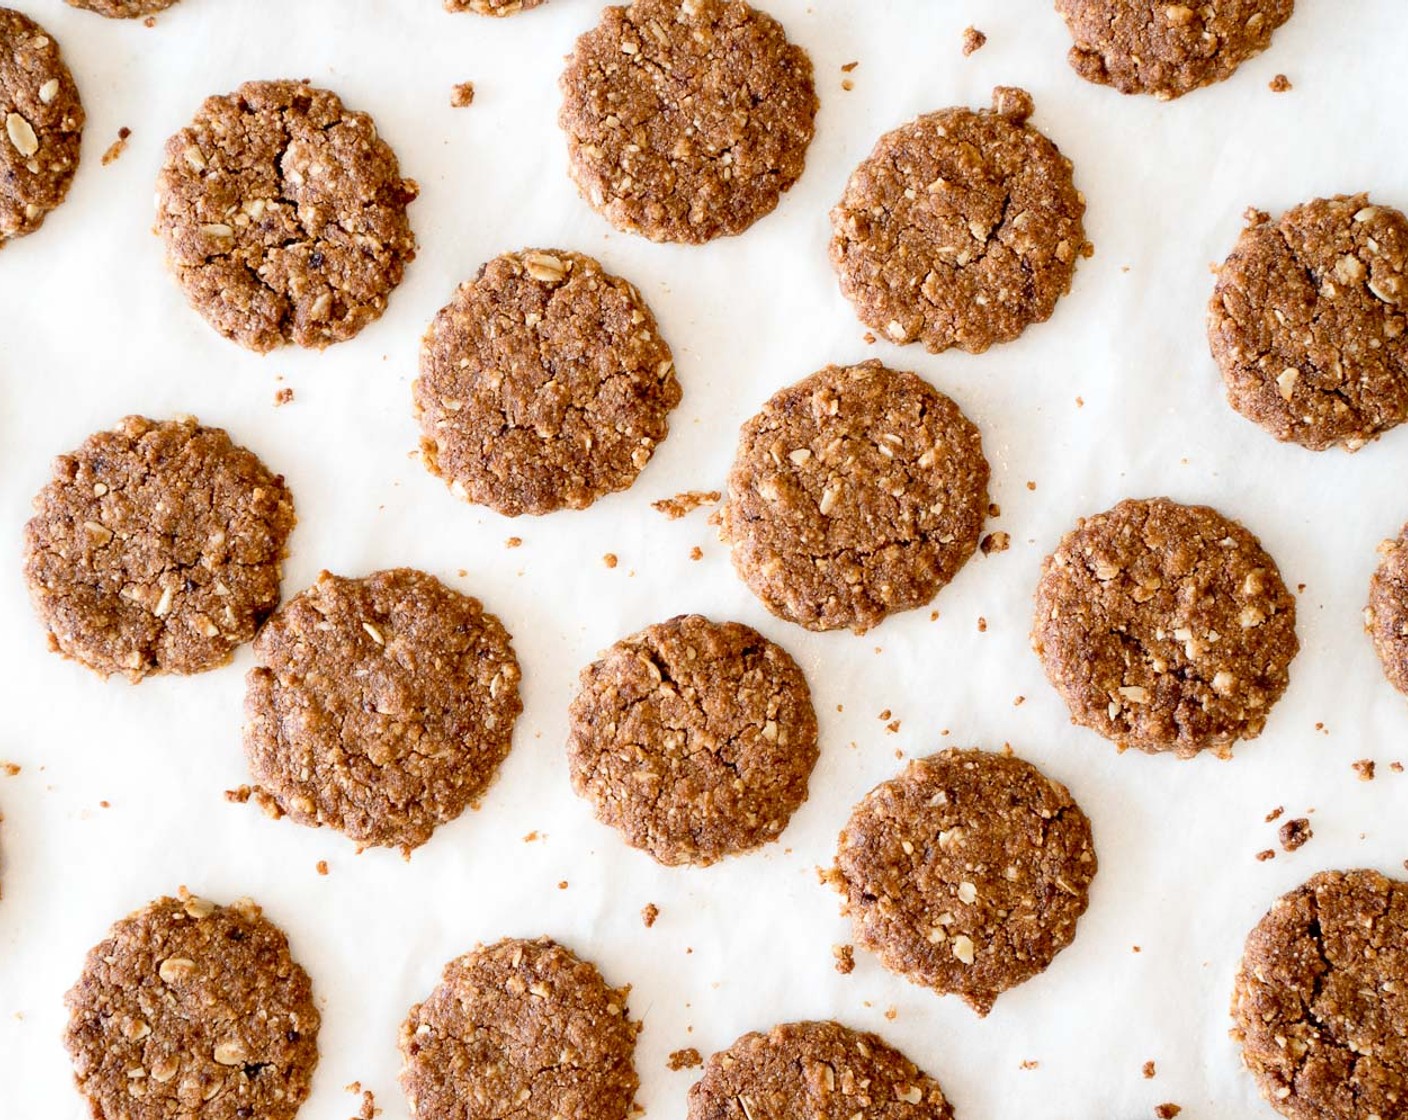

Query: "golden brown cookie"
(415, 249), (681, 516)
(1367, 524), (1408, 697)
(445, 0), (544, 14)
(66, 0), (179, 17)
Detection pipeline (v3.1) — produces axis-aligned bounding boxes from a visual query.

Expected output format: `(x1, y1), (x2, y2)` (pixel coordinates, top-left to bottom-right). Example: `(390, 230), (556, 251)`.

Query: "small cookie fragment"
(668, 1048), (702, 1071)
(652, 490), (721, 519)
(1269, 73), (1292, 92)
(1353, 759), (1376, 781)
(832, 944), (855, 975)
(962, 27), (986, 55)
(641, 903), (659, 928)
(101, 126), (131, 166)
(399, 937), (640, 1120)
(1278, 817), (1311, 851)
(66, 0), (178, 16)
(450, 82), (475, 108)
(1366, 525), (1408, 695)
(1154, 1106), (1181, 1120)
(445, 0), (545, 14)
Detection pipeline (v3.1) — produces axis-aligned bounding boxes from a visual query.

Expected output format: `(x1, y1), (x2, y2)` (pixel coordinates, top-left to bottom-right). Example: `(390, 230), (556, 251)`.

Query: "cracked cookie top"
(23, 415), (296, 681)
(724, 361), (989, 634)
(414, 249), (680, 517)
(155, 80), (418, 352)
(67, 0), (180, 17)
(1232, 869), (1408, 1120)
(1033, 497), (1298, 757)
(242, 568), (522, 853)
(1209, 195), (1408, 452)
(399, 937), (640, 1120)
(829, 87), (1088, 354)
(566, 614), (819, 866)
(559, 0), (817, 243)
(830, 749), (1097, 1017)
(64, 891), (319, 1120)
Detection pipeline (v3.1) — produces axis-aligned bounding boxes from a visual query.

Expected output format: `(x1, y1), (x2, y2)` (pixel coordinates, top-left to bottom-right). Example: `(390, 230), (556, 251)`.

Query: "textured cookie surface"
(24, 416), (296, 681)
(445, 0), (544, 13)
(832, 749), (1096, 1017)
(156, 80), (418, 352)
(1209, 195), (1408, 451)
(1033, 497), (1298, 757)
(1231, 869), (1408, 1120)
(1367, 525), (1408, 697)
(687, 1019), (953, 1120)
(66, 0), (178, 17)
(567, 614), (818, 866)
(1056, 0), (1293, 99)
(399, 937), (640, 1120)
(0, 8), (83, 246)
(243, 568), (522, 852)
(559, 0), (817, 243)
(415, 249), (680, 516)
(724, 361), (989, 633)
(64, 892), (319, 1120)
(830, 87), (1087, 354)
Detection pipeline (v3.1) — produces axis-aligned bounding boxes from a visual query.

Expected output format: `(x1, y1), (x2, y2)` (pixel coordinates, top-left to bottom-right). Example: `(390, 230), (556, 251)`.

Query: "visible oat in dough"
(156, 80), (418, 352)
(724, 361), (989, 633)
(559, 0), (817, 243)
(830, 87), (1088, 354)
(66, 0), (179, 17)
(24, 416), (296, 681)
(1209, 195), (1408, 451)
(399, 937), (640, 1120)
(64, 891), (320, 1120)
(1367, 525), (1408, 696)
(415, 249), (680, 516)
(1231, 869), (1408, 1120)
(831, 749), (1097, 1017)
(567, 614), (819, 866)
(243, 569), (522, 853)
(1032, 497), (1298, 757)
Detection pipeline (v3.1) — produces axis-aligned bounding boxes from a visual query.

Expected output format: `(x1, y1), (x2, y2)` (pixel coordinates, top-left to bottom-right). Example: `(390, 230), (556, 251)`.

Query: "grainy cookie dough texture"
(687, 1019), (954, 1120)
(156, 80), (418, 352)
(1367, 525), (1408, 697)
(1232, 869), (1408, 1120)
(1055, 0), (1294, 99)
(1209, 195), (1408, 451)
(243, 569), (522, 852)
(832, 749), (1096, 1017)
(24, 416), (296, 681)
(66, 0), (179, 17)
(1033, 497), (1298, 757)
(830, 87), (1088, 354)
(559, 0), (817, 243)
(567, 614), (819, 866)
(64, 892), (319, 1120)
(0, 8), (83, 246)
(399, 937), (640, 1120)
(724, 361), (989, 634)
(415, 249), (681, 516)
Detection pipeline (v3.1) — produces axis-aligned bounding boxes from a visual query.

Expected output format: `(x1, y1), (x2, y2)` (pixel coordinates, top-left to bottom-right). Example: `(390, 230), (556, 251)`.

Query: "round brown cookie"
(23, 415), (296, 682)
(66, 0), (179, 17)
(559, 0), (817, 244)
(156, 80), (418, 352)
(831, 749), (1096, 1017)
(445, 0), (544, 14)
(1056, 0), (1294, 100)
(1231, 869), (1408, 1120)
(243, 568), (522, 853)
(64, 890), (319, 1120)
(723, 361), (989, 634)
(415, 249), (681, 517)
(0, 9), (83, 247)
(1032, 497), (1298, 758)
(566, 614), (819, 866)
(1366, 524), (1408, 696)
(399, 937), (640, 1120)
(1208, 195), (1408, 452)
(687, 1019), (953, 1120)
(829, 86), (1088, 354)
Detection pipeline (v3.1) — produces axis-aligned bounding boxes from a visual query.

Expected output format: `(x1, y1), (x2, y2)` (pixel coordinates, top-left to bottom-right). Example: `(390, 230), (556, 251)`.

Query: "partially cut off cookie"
(66, 0), (180, 17)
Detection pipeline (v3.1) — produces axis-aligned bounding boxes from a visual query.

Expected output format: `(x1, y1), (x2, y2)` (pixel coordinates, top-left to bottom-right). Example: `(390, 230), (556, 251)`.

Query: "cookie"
(64, 890), (319, 1120)
(687, 1019), (953, 1120)
(1231, 869), (1408, 1120)
(567, 614), (819, 866)
(415, 249), (681, 517)
(1032, 497), (1298, 758)
(243, 569), (522, 853)
(1208, 195), (1408, 451)
(66, 0), (179, 17)
(156, 80), (418, 352)
(559, 0), (817, 243)
(829, 87), (1088, 354)
(0, 8), (83, 247)
(1366, 525), (1408, 696)
(831, 749), (1096, 1017)
(1056, 0), (1294, 99)
(399, 937), (640, 1120)
(723, 361), (989, 634)
(23, 415), (296, 681)
(445, 0), (544, 14)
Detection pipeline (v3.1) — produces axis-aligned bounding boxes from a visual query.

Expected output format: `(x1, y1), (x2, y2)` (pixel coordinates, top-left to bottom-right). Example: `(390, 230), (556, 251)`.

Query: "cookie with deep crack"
(66, 0), (179, 17)
(155, 80), (418, 352)
(1366, 524), (1408, 697)
(415, 249), (681, 516)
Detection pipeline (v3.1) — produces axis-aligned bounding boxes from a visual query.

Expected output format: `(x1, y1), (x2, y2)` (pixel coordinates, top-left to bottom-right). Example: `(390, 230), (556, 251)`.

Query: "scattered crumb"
(980, 531), (1011, 555)
(641, 903), (659, 928)
(1075, 395), (1085, 408)
(602, 553), (618, 569)
(962, 26), (987, 55)
(878, 709), (892, 721)
(99, 800), (110, 808)
(988, 502), (1001, 518)
(841, 78), (854, 91)
(1265, 805), (1284, 822)
(833, 944), (855, 975)
(841, 60), (859, 72)
(274, 387), (294, 407)
(1013, 695), (1025, 707)
(1143, 1061), (1156, 1079)
(505, 536), (522, 549)
(101, 126), (131, 166)
(929, 610), (939, 621)
(316, 860), (329, 876)
(1256, 849), (1276, 862)
(451, 82), (475, 108)
(1155, 1106), (1181, 1120)
(1026, 480), (1037, 491)
(345, 1082), (362, 1095)
(143, 15), (156, 27)
(689, 546), (703, 561)
(1133, 945), (1141, 953)
(1279, 818), (1312, 852)
(523, 830), (540, 842)
(1269, 73), (1292, 92)
(1393, 762), (1405, 773)
(457, 569), (468, 578)
(1019, 1059), (1039, 1071)
(667, 1048), (703, 1071)
(224, 785), (252, 804)
(1, 763), (20, 777)
(886, 720), (900, 734)
(1315, 721), (1327, 734)
(351, 1090), (379, 1120)
(1297, 582), (1307, 593)
(977, 617), (988, 632)
(557, 880), (569, 890)
(862, 331), (876, 344)
(883, 1006), (897, 1021)
(652, 490), (721, 519)
(1353, 759), (1376, 781)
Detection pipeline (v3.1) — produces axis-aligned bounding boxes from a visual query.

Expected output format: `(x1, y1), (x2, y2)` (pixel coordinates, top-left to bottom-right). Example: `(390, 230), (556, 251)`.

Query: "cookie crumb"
(1154, 1106), (1181, 1120)
(1026, 480), (1037, 491)
(1143, 1060), (1156, 1079)
(602, 553), (618, 569)
(1265, 805), (1284, 822)
(1256, 848), (1276, 862)
(833, 944), (855, 974)
(345, 1082), (362, 1095)
(977, 616), (988, 632)
(689, 546), (703, 561)
(1, 762), (19, 777)
(505, 536), (522, 549)
(841, 78), (854, 92)
(1019, 1059), (1039, 1070)
(841, 61), (859, 72)
(1279, 818), (1312, 852)
(523, 831), (540, 842)
(1353, 759), (1376, 781)
(316, 860), (329, 876)
(1269, 74), (1292, 92)
(667, 1047), (702, 1071)
(224, 785), (252, 804)
(878, 709), (892, 721)
(980, 531), (1010, 555)
(883, 1006), (897, 1020)
(450, 82), (475, 108)
(885, 720), (900, 734)
(641, 903), (659, 928)
(100, 127), (131, 166)
(962, 27), (987, 55)
(351, 1089), (379, 1120)
(862, 331), (876, 344)
(1013, 695), (1025, 707)
(143, 15), (156, 27)
(652, 490), (721, 519)
(557, 880), (569, 890)
(274, 387), (294, 407)
(1393, 762), (1405, 773)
